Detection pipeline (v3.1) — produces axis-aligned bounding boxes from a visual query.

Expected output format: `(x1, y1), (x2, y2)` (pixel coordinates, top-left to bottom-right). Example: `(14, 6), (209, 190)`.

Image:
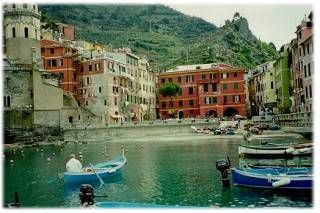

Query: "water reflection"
(4, 135), (312, 208)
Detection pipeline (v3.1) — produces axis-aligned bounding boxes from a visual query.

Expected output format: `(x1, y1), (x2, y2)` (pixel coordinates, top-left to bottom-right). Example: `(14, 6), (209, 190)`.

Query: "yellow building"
(261, 60), (278, 114)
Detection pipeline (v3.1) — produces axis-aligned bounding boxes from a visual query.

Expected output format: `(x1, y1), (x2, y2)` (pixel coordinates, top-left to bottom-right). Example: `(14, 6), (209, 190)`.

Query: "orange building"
(41, 39), (79, 97)
(158, 63), (246, 119)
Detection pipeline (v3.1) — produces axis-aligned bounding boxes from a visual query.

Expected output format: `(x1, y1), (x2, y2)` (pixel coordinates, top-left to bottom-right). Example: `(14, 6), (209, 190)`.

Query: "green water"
(3, 135), (312, 208)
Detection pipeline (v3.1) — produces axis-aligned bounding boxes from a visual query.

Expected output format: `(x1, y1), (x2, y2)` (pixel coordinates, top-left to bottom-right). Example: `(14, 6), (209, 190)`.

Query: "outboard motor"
(79, 184), (95, 206)
(216, 157), (231, 187)
(4, 192), (20, 208)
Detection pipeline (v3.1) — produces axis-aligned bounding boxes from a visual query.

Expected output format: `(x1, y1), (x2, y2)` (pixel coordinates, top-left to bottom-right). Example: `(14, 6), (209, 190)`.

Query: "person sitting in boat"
(66, 154), (83, 172)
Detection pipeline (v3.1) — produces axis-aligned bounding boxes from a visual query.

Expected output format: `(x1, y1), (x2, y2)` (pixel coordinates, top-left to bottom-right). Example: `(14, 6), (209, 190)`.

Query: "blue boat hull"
(231, 168), (312, 190)
(94, 201), (199, 208)
(64, 155), (126, 185)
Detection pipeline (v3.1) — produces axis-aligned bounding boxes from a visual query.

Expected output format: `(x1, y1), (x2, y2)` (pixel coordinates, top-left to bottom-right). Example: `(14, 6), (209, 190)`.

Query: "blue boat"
(94, 202), (195, 208)
(231, 167), (312, 190)
(64, 154), (127, 185)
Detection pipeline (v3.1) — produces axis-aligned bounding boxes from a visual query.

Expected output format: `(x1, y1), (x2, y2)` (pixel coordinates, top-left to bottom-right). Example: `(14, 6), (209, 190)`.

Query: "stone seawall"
(64, 122), (219, 142)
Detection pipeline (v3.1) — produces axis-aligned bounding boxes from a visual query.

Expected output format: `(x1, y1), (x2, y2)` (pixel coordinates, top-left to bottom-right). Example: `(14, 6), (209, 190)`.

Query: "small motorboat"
(238, 142), (313, 157)
(64, 154), (127, 185)
(231, 167), (312, 190)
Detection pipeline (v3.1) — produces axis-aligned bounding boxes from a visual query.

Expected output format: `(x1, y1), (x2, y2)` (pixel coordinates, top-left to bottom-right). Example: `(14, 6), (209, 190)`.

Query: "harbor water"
(3, 133), (312, 208)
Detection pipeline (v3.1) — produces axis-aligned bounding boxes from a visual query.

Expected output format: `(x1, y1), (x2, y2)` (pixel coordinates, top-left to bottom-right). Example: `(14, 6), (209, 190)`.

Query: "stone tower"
(4, 3), (41, 65)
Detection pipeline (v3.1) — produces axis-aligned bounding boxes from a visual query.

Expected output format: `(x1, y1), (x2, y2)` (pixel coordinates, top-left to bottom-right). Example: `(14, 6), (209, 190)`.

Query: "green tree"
(159, 82), (182, 108)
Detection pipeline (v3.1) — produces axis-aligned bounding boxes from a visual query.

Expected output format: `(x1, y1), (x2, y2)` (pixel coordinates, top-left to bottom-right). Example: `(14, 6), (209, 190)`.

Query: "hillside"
(39, 4), (278, 71)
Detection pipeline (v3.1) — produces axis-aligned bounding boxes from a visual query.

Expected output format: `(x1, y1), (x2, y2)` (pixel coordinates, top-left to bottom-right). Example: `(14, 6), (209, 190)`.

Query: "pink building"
(296, 11), (313, 112)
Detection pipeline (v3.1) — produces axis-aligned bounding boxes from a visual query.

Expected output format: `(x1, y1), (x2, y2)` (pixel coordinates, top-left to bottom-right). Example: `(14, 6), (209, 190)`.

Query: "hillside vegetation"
(40, 4), (278, 71)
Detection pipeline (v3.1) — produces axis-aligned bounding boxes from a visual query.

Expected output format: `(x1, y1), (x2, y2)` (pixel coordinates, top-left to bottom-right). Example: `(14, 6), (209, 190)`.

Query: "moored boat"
(238, 142), (312, 157)
(231, 167), (312, 190)
(64, 154), (127, 185)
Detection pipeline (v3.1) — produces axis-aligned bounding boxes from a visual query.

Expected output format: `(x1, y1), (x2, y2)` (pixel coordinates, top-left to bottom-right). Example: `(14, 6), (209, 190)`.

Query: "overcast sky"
(168, 4), (312, 50)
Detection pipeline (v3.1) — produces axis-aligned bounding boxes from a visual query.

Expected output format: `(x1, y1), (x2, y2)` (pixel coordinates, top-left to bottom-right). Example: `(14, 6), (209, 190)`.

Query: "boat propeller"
(216, 156), (231, 187)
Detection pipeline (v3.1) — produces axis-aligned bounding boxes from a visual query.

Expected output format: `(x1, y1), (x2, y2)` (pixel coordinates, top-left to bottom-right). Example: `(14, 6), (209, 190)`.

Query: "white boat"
(238, 142), (313, 157)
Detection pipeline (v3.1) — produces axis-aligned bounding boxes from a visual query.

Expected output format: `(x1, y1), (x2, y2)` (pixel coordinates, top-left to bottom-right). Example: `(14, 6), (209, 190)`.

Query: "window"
(223, 83), (227, 90)
(48, 59), (57, 67)
(196, 66), (201, 69)
(4, 96), (11, 107)
(81, 66), (83, 72)
(224, 96), (227, 103)
(234, 73), (238, 78)
(190, 110), (194, 114)
(202, 75), (206, 79)
(162, 101), (166, 108)
(271, 81), (274, 89)
(189, 100), (194, 106)
(73, 73), (76, 80)
(308, 63), (311, 76)
(233, 95), (240, 103)
(95, 63), (100, 71)
(169, 78), (172, 82)
(221, 73), (228, 79)
(161, 78), (165, 84)
(23, 4), (27, 8)
(24, 27), (28, 38)
(204, 84), (208, 92)
(307, 44), (310, 54)
(114, 97), (117, 106)
(189, 87), (193, 95)
(99, 87), (102, 93)
(33, 5), (36, 10)
(12, 27), (16, 38)
(57, 58), (63, 67)
(210, 73), (216, 80)
(309, 85), (312, 98)
(212, 97), (218, 104)
(68, 116), (73, 124)
(186, 75), (194, 82)
(304, 65), (307, 77)
(305, 87), (308, 98)
(179, 100), (183, 107)
(89, 64), (92, 71)
(50, 48), (54, 54)
(85, 101), (88, 106)
(212, 83), (217, 91)
(178, 76), (181, 83)
(233, 83), (238, 89)
(87, 77), (90, 85)
(12, 4), (16, 8)
(205, 97), (211, 104)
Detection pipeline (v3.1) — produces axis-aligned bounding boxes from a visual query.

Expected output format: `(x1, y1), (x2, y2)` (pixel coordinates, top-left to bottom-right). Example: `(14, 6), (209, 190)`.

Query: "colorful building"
(295, 12), (313, 112)
(138, 57), (156, 120)
(40, 39), (80, 97)
(274, 44), (291, 114)
(158, 63), (246, 119)
(261, 61), (277, 113)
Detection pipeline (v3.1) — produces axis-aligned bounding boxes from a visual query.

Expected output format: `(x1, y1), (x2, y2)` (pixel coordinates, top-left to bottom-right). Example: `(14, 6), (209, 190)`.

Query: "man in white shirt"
(66, 154), (82, 172)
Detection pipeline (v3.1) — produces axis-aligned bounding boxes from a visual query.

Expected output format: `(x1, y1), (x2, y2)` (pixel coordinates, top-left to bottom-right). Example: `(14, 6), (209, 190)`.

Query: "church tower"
(4, 3), (41, 65)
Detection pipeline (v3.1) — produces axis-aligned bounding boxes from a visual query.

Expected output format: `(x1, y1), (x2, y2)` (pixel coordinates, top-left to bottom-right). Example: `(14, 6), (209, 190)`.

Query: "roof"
(165, 63), (241, 73)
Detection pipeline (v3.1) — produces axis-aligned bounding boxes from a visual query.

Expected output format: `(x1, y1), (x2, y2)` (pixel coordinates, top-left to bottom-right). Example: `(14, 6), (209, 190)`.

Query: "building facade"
(274, 44), (292, 114)
(4, 3), (41, 65)
(41, 39), (80, 97)
(296, 12), (313, 112)
(158, 63), (246, 119)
